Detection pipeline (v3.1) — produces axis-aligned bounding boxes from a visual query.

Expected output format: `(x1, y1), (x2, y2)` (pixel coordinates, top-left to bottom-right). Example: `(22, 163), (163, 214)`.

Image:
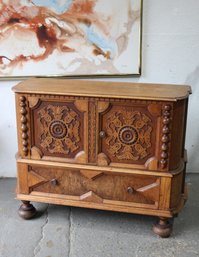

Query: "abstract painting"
(0, 0), (142, 78)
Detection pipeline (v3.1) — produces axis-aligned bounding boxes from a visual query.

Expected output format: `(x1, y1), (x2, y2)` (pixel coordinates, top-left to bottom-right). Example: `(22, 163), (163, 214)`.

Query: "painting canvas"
(0, 0), (142, 78)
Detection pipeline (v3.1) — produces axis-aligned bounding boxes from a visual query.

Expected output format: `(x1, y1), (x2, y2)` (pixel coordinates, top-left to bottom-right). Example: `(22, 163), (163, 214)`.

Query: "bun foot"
(18, 201), (37, 219)
(153, 217), (173, 238)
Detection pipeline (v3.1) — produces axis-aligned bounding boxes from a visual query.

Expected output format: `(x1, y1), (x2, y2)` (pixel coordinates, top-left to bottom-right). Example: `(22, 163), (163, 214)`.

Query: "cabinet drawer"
(24, 166), (160, 209)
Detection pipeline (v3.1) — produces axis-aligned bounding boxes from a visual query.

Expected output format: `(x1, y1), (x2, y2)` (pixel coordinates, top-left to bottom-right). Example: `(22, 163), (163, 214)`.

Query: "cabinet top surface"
(12, 78), (191, 101)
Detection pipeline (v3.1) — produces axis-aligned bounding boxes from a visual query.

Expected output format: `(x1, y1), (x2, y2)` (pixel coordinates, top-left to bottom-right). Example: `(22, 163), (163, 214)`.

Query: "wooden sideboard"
(13, 78), (191, 237)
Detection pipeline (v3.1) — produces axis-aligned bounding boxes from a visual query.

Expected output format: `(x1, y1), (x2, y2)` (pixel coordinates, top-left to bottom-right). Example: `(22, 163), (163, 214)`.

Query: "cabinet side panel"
(17, 163), (29, 194)
(169, 99), (187, 170)
(159, 177), (171, 210)
(170, 172), (183, 209)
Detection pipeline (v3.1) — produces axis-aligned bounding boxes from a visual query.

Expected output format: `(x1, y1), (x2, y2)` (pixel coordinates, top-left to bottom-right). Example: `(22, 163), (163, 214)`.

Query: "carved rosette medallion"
(49, 120), (68, 139)
(119, 126), (138, 145)
(104, 110), (153, 161)
(160, 105), (172, 169)
(37, 105), (81, 155)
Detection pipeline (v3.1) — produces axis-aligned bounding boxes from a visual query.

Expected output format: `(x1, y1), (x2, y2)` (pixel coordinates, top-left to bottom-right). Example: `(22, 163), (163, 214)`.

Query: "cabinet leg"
(18, 201), (37, 219)
(152, 217), (173, 238)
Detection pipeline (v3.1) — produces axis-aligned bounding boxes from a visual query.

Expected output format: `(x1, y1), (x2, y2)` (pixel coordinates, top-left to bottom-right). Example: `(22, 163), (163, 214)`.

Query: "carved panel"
(100, 104), (156, 164)
(33, 101), (84, 159)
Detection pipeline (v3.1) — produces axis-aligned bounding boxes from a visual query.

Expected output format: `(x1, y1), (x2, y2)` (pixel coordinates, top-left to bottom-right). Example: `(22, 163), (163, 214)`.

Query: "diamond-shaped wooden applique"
(135, 180), (160, 204)
(80, 170), (103, 180)
(136, 181), (159, 192)
(80, 191), (103, 203)
(28, 170), (47, 189)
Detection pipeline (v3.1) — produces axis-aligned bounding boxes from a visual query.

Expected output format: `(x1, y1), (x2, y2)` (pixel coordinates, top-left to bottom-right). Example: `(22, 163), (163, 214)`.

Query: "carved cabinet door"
(97, 101), (163, 170)
(20, 95), (89, 164)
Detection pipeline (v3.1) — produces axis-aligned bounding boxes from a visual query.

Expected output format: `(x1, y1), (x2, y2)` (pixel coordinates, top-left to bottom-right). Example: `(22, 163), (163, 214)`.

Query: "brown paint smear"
(0, 1), (98, 69)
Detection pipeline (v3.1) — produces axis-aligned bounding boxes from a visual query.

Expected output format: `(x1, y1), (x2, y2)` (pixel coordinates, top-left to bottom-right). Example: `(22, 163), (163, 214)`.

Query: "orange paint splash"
(68, 0), (96, 14)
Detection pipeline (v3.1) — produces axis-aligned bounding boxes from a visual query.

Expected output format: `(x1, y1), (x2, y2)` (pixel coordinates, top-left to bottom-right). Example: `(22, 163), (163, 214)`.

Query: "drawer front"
(16, 94), (88, 164)
(25, 166), (160, 209)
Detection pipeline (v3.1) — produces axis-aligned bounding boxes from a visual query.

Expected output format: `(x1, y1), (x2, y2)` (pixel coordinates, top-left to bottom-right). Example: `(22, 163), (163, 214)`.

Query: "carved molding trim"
(28, 97), (40, 108)
(97, 153), (110, 166)
(88, 101), (97, 163)
(20, 96), (28, 156)
(74, 100), (88, 112)
(98, 102), (110, 113)
(147, 104), (162, 117)
(29, 93), (160, 104)
(75, 151), (87, 164)
(31, 146), (43, 160)
(160, 105), (172, 169)
(145, 157), (158, 170)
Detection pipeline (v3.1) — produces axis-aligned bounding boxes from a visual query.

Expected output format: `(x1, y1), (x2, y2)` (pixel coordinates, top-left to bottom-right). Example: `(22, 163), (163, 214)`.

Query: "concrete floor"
(0, 174), (199, 257)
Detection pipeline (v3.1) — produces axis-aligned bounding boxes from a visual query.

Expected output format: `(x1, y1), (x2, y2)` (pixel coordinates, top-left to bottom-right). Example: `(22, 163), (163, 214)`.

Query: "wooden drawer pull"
(50, 179), (58, 186)
(127, 187), (135, 194)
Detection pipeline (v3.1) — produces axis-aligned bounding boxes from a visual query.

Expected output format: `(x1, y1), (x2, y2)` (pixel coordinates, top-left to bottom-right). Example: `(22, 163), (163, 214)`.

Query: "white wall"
(0, 0), (199, 177)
